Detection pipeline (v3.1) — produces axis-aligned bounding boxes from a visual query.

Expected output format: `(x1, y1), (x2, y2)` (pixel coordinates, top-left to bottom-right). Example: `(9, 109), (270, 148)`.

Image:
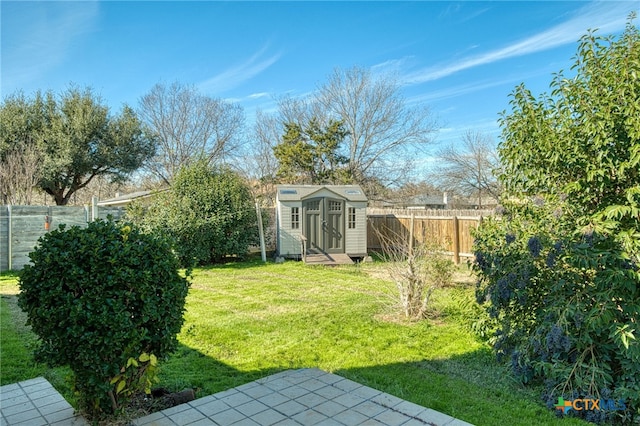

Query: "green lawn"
(0, 260), (587, 426)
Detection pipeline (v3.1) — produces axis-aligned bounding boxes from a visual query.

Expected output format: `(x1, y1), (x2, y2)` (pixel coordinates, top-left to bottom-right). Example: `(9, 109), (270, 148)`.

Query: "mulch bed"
(93, 388), (197, 425)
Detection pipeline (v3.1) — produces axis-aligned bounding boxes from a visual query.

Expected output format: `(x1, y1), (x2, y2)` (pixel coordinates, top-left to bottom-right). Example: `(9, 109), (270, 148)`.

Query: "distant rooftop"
(97, 189), (168, 206)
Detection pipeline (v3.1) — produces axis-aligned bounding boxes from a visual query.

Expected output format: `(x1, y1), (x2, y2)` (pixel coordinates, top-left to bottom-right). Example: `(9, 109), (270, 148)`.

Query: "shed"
(275, 185), (368, 260)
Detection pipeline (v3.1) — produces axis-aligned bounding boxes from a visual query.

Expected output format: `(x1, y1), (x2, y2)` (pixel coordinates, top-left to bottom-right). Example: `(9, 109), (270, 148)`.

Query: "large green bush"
(474, 17), (639, 423)
(18, 220), (190, 417)
(131, 162), (259, 266)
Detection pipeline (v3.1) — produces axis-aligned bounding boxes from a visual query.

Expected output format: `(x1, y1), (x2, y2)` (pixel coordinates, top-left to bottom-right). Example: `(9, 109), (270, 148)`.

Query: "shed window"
(291, 207), (300, 229)
(307, 200), (320, 211)
(329, 201), (342, 211)
(348, 207), (356, 229)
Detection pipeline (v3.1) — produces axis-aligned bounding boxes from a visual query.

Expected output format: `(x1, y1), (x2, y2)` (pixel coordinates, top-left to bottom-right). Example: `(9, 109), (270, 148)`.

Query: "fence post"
(255, 201), (267, 263)
(7, 205), (12, 271)
(452, 216), (460, 264)
(91, 197), (98, 222)
(409, 213), (415, 255)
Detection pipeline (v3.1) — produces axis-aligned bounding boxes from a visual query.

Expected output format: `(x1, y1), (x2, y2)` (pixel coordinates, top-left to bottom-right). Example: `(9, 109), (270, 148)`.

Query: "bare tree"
(317, 66), (438, 188)
(241, 110), (282, 204)
(434, 130), (501, 207)
(248, 68), (437, 199)
(244, 97), (319, 202)
(138, 82), (245, 185)
(374, 222), (454, 320)
(248, 110), (281, 183)
(0, 142), (41, 205)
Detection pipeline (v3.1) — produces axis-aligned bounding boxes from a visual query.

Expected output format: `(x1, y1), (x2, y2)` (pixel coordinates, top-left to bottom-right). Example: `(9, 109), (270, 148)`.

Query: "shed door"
(303, 198), (322, 254)
(325, 199), (344, 253)
(302, 197), (344, 254)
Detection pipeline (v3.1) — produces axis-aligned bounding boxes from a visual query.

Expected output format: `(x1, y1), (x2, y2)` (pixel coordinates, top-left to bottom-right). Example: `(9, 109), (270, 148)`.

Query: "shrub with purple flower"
(473, 20), (640, 421)
(472, 197), (639, 421)
(527, 236), (542, 257)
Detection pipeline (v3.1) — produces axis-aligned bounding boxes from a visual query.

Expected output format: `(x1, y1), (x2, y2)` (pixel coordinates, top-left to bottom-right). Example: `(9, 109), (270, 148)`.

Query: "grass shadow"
(159, 342), (284, 397)
(334, 352), (589, 426)
(196, 254), (275, 271)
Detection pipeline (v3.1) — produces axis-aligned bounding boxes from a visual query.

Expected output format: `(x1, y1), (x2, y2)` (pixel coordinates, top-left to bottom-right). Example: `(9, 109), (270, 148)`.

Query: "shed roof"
(97, 189), (168, 206)
(408, 194), (446, 206)
(276, 185), (367, 202)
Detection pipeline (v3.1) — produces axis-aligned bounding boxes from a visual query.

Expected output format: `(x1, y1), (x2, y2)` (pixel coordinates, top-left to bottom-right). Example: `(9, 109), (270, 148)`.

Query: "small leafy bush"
(18, 220), (190, 417)
(129, 161), (260, 267)
(110, 352), (160, 401)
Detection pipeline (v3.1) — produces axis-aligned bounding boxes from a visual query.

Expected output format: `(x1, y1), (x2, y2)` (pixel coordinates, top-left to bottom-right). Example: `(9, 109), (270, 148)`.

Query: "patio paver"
(0, 377), (87, 426)
(1, 369), (475, 426)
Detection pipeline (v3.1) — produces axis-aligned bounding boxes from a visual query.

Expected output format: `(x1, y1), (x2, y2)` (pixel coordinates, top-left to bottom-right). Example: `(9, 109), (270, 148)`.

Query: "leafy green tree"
(131, 161), (259, 266)
(474, 16), (639, 423)
(0, 87), (155, 205)
(18, 220), (189, 417)
(273, 118), (349, 184)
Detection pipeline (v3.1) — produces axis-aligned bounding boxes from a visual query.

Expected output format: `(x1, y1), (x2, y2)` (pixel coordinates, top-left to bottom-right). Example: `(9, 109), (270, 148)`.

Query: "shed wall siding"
(345, 202), (367, 254)
(277, 202), (303, 256)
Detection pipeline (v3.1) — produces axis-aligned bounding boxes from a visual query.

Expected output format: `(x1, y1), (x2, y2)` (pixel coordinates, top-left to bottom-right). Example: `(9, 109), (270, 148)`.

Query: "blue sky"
(1, 1), (638, 156)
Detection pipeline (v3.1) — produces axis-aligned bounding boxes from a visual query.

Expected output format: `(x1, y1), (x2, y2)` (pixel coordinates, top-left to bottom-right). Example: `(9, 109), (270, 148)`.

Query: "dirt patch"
(88, 388), (196, 425)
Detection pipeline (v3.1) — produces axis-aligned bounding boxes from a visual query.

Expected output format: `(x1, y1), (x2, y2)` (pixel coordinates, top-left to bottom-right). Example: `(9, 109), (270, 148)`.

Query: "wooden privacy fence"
(0, 204), (124, 272)
(367, 213), (485, 264)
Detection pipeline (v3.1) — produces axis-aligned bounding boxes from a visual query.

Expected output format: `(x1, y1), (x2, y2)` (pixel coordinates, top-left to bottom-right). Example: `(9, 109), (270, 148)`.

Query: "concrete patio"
(0, 369), (474, 425)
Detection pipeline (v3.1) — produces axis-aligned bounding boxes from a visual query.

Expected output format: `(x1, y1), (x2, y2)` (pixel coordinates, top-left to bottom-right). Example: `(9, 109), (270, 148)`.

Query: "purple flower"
(527, 236), (542, 257)
(497, 277), (511, 302)
(546, 252), (557, 268)
(582, 230), (594, 247)
(475, 251), (489, 271)
(553, 241), (563, 252)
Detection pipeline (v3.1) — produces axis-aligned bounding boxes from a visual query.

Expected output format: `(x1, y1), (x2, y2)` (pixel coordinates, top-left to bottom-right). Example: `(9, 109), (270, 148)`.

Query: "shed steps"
(304, 253), (354, 265)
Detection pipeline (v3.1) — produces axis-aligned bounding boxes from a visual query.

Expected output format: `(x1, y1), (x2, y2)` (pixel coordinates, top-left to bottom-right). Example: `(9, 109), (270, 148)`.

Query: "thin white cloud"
(1, 1), (100, 95)
(248, 92), (270, 99)
(371, 57), (413, 76)
(407, 67), (553, 105)
(410, 79), (507, 104)
(198, 44), (282, 94)
(403, 1), (635, 84)
(223, 92), (273, 104)
(457, 7), (491, 24)
(433, 119), (502, 146)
